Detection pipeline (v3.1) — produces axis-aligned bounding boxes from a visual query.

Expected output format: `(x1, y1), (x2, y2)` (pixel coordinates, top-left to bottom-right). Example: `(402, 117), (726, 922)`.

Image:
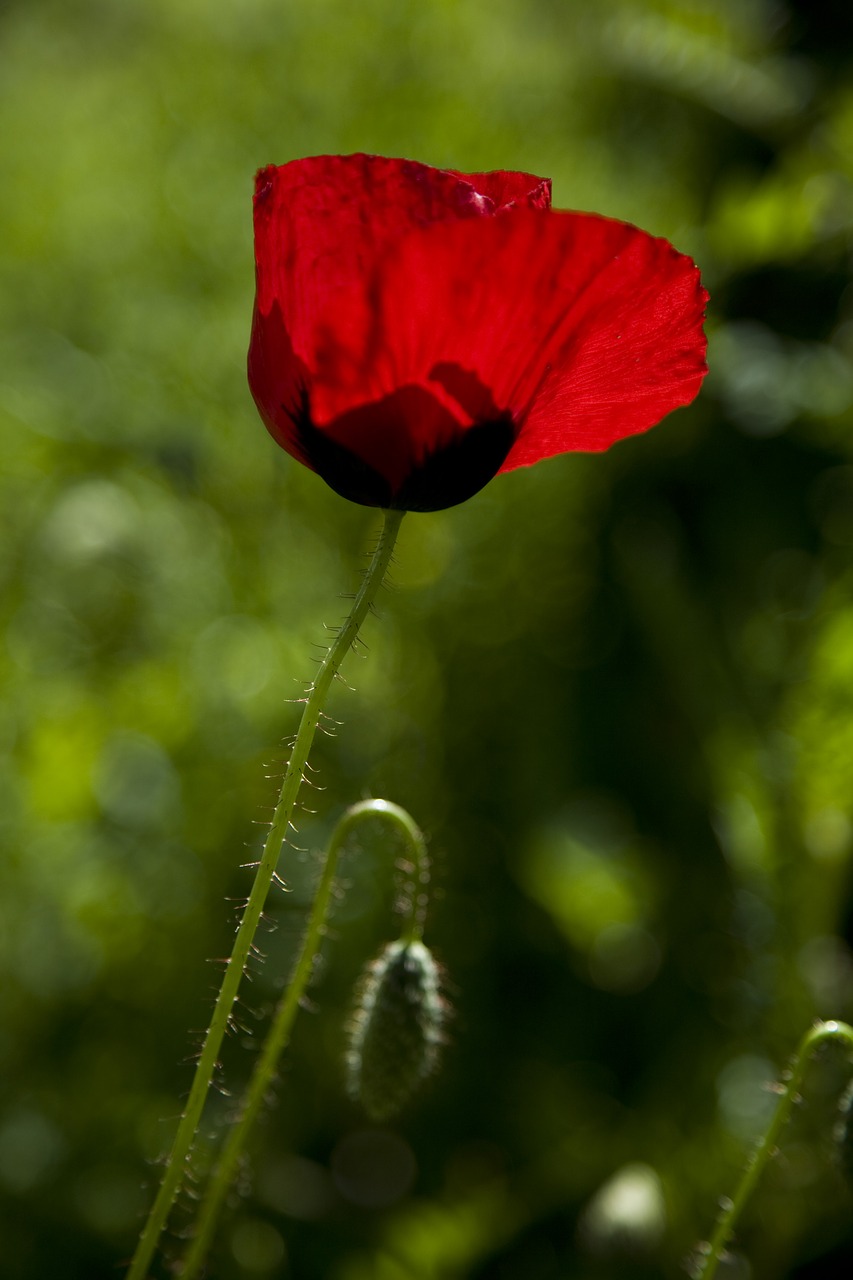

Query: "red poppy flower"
(248, 153), (708, 512)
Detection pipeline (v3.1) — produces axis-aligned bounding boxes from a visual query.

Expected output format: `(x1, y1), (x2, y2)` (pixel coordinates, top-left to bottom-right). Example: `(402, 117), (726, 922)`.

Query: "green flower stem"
(391, 799), (429, 945)
(179, 798), (428, 1278)
(127, 508), (404, 1280)
(697, 1019), (853, 1280)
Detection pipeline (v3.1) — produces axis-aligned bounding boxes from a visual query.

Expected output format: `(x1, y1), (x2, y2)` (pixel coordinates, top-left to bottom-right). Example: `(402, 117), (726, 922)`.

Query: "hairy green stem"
(179, 798), (428, 1277)
(127, 509), (404, 1280)
(697, 1019), (853, 1280)
(389, 799), (429, 945)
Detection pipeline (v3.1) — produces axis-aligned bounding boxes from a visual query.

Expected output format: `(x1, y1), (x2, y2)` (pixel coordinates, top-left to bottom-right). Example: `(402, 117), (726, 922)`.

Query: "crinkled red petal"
(446, 168), (552, 211)
(249, 154), (511, 463)
(309, 208), (707, 479)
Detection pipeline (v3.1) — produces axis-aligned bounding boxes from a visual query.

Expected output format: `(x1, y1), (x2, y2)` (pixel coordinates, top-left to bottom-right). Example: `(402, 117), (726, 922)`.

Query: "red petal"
(310, 209), (707, 467)
(252, 154), (491, 347)
(249, 154), (499, 462)
(447, 168), (552, 211)
(247, 298), (311, 464)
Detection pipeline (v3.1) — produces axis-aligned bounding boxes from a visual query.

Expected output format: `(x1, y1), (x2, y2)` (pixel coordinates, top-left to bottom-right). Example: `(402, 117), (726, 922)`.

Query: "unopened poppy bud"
(346, 939), (446, 1121)
(834, 1077), (853, 1181)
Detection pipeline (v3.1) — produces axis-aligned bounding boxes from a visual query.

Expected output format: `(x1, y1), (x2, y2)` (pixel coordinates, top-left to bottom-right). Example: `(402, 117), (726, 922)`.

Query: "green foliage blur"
(2, 0), (853, 1276)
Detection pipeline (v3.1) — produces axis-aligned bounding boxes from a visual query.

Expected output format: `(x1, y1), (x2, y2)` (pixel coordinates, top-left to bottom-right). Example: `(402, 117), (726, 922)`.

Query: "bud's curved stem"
(696, 1019), (853, 1280)
(383, 798), (429, 945)
(127, 509), (404, 1280)
(179, 797), (428, 1279)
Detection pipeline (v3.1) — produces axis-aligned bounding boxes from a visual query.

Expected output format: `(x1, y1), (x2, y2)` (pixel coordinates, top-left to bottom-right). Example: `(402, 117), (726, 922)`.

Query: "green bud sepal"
(346, 939), (446, 1121)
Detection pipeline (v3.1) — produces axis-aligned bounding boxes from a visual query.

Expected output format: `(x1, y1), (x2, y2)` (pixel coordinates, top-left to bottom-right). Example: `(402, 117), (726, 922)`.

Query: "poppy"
(248, 153), (708, 512)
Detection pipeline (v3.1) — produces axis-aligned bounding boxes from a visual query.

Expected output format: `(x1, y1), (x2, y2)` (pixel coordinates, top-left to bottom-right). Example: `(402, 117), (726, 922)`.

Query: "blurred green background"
(2, 0), (853, 1276)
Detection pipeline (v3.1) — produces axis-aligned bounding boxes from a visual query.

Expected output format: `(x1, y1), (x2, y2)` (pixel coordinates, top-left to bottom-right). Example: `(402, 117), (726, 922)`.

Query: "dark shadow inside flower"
(296, 382), (515, 512)
(251, 304), (521, 511)
(428, 362), (507, 424)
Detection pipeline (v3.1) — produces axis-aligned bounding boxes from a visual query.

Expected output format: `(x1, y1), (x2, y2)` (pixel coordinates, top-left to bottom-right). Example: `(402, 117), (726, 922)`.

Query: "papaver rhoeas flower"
(248, 154), (708, 512)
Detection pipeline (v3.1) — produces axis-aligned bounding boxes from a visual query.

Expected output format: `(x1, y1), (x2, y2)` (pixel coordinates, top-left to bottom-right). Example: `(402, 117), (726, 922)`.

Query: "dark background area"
(2, 0), (853, 1276)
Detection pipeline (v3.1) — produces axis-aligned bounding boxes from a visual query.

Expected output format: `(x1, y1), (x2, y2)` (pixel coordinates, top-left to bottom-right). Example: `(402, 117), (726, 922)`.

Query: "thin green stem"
(386, 799), (429, 945)
(127, 509), (404, 1280)
(178, 798), (428, 1278)
(697, 1019), (853, 1280)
